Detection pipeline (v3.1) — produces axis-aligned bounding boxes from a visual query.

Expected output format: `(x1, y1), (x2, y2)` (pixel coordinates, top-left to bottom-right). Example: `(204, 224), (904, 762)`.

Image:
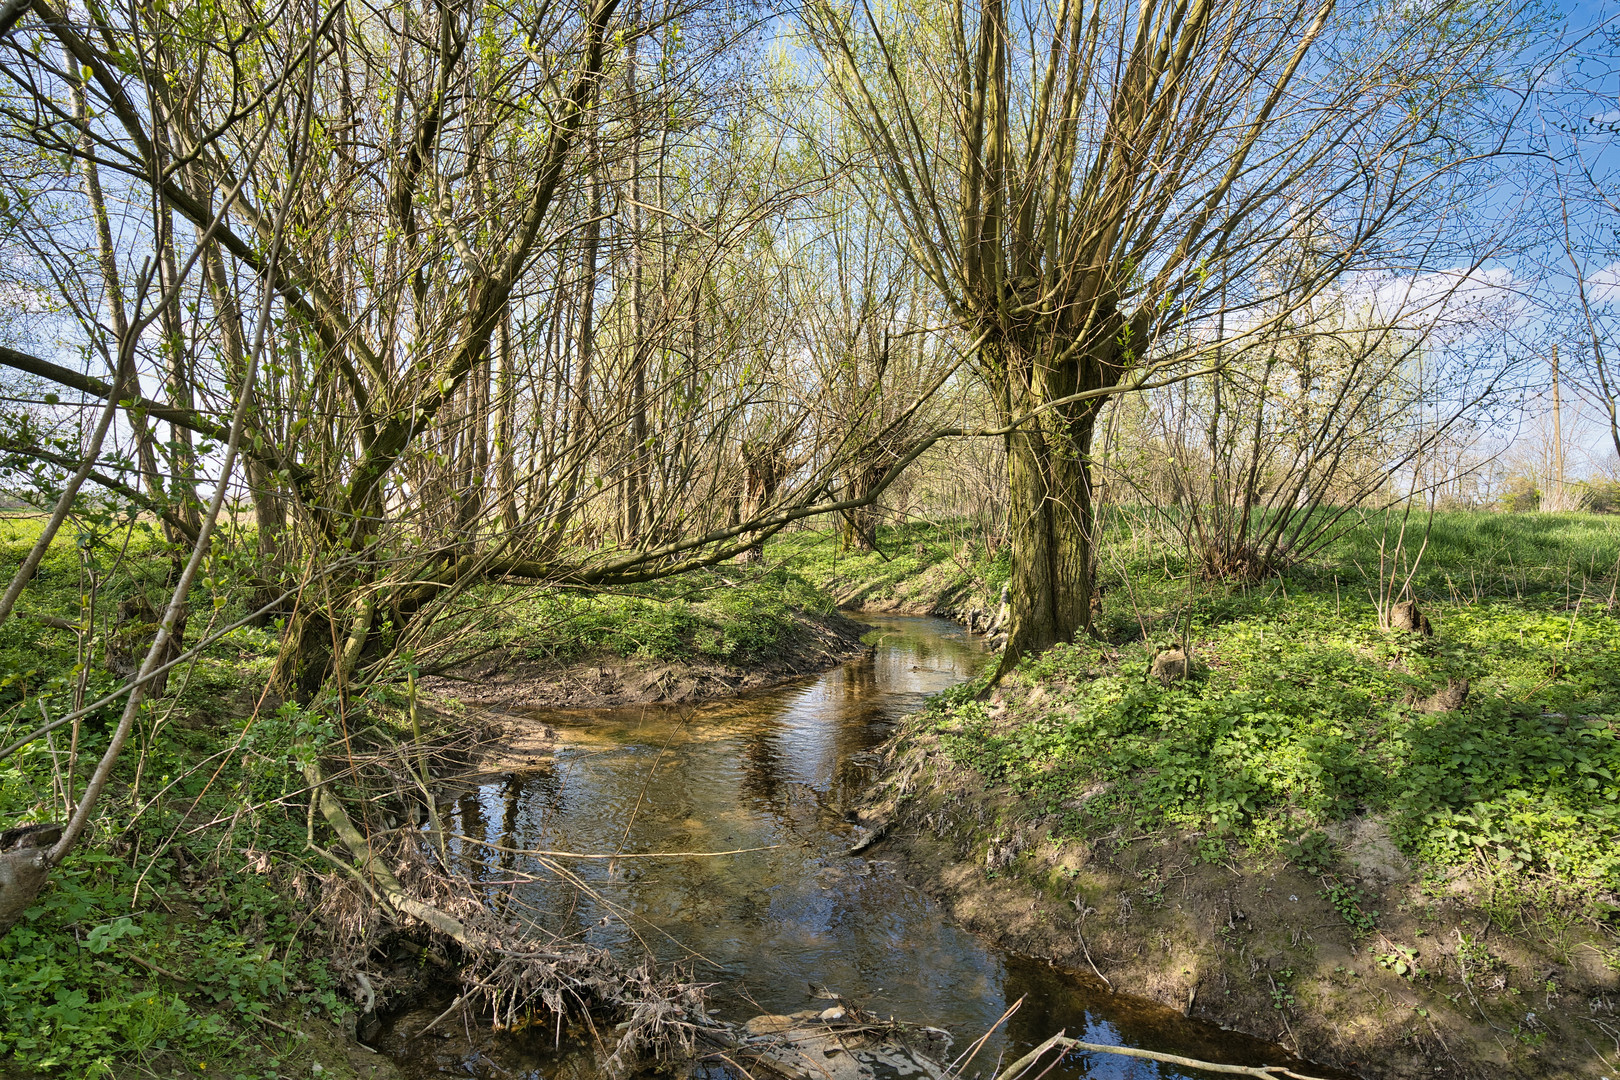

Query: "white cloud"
(1353, 266), (1528, 343)
(1369, 265), (1520, 322)
(1580, 260), (1620, 307)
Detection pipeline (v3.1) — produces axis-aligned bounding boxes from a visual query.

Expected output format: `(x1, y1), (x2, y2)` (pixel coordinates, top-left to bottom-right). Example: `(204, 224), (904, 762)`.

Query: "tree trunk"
(738, 439), (781, 562)
(622, 0), (648, 546)
(992, 341), (1104, 673)
(495, 310), (519, 531)
(839, 457), (884, 551)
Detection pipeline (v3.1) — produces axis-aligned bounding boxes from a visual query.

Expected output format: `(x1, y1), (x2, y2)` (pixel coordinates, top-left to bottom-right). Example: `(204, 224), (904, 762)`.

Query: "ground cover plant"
(810, 510), (1620, 917)
(419, 562), (841, 673)
(0, 511), (840, 1078)
(0, 513), (383, 1078)
(771, 520), (1013, 616)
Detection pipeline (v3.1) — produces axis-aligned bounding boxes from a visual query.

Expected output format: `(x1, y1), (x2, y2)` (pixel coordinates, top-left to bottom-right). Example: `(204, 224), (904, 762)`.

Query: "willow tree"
(805, 0), (1528, 665)
(0, 0), (986, 898)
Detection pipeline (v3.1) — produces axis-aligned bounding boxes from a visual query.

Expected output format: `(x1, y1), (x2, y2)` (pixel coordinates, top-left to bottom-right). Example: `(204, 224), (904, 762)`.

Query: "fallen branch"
(303, 757), (471, 941)
(1072, 907), (1112, 990)
(300, 749), (711, 1073)
(992, 1030), (1331, 1080)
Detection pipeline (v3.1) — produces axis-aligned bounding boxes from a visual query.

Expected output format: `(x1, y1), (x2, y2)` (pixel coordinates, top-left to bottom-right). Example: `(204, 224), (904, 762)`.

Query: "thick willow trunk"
(992, 341), (1105, 673)
(839, 456), (885, 552)
(275, 609), (337, 704)
(1002, 422), (1096, 661)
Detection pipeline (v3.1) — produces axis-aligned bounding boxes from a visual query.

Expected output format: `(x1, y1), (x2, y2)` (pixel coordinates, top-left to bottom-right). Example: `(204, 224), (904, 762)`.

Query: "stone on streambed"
(744, 1014), (800, 1036)
(843, 821), (889, 855)
(737, 1010), (951, 1080)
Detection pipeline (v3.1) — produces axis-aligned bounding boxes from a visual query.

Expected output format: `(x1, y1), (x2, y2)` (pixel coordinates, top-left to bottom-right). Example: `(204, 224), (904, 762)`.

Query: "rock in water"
(843, 821), (889, 856)
(738, 1012), (949, 1080)
(744, 1015), (800, 1037)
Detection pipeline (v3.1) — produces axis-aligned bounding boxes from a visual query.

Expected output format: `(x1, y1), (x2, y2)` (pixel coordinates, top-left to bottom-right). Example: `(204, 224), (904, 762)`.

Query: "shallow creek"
(380, 615), (1312, 1079)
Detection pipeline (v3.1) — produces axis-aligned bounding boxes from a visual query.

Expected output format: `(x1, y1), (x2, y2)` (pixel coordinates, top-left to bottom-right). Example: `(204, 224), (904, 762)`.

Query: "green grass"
(770, 508), (1620, 620)
(0, 513), (402, 1078)
(0, 511), (848, 1078)
(0, 512), (283, 724)
(769, 520), (1012, 612)
(884, 509), (1620, 913)
(1325, 509), (1620, 595)
(422, 561), (839, 672)
(0, 687), (364, 1079)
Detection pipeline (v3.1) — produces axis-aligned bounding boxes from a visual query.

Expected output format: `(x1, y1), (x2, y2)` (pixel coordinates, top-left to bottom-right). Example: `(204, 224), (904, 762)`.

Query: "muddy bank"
(857, 732), (1620, 1080)
(391, 615), (1344, 1080)
(425, 608), (868, 710)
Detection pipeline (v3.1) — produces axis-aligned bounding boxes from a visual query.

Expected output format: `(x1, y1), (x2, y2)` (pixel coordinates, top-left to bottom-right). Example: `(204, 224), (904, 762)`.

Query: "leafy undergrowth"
(770, 521), (1012, 616)
(0, 514), (389, 1079)
(0, 693), (384, 1079)
(0, 847), (351, 1078)
(904, 510), (1620, 921)
(423, 562), (840, 672)
(930, 598), (1620, 902)
(0, 512), (282, 717)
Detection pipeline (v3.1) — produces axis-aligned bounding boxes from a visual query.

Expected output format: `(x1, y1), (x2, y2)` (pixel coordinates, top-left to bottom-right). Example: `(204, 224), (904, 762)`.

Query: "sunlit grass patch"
(892, 509), (1620, 909)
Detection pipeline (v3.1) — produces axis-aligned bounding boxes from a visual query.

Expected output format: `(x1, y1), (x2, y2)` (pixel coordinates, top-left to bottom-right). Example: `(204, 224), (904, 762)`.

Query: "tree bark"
(991, 339), (1105, 670)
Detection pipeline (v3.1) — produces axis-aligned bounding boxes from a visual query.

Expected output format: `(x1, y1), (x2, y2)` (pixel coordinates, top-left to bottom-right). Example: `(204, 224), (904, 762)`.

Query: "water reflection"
(393, 616), (1324, 1080)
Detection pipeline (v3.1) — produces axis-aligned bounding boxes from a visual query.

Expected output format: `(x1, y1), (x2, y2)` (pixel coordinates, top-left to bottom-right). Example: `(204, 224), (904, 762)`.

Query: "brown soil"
(857, 733), (1620, 1080)
(423, 610), (869, 711)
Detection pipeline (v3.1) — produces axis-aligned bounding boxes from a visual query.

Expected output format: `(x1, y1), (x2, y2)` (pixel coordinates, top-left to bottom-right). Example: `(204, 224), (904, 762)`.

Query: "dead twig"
(990, 1030), (1331, 1080)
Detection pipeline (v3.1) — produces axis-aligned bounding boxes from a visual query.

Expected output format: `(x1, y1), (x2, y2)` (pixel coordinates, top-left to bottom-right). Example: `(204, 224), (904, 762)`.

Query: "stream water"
(380, 615), (1320, 1079)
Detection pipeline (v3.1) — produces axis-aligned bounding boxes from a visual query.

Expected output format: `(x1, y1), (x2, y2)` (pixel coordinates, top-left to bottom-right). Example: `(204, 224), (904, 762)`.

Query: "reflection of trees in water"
(454, 790), (488, 851)
(449, 768), (591, 931)
(996, 955), (1283, 1079)
(477, 621), (1000, 1003)
(510, 766), (564, 837)
(834, 657), (880, 700)
(492, 771), (561, 916)
(740, 723), (787, 810)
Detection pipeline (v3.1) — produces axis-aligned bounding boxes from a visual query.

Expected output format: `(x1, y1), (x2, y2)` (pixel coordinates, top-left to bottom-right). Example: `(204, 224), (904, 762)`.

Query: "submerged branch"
(992, 1031), (1332, 1080)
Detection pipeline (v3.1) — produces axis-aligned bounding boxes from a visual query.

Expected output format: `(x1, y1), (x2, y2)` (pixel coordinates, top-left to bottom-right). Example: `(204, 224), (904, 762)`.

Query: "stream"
(379, 615), (1315, 1079)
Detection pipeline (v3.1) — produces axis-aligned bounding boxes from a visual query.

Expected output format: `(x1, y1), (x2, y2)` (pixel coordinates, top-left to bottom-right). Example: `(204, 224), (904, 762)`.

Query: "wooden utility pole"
(1551, 344), (1565, 511)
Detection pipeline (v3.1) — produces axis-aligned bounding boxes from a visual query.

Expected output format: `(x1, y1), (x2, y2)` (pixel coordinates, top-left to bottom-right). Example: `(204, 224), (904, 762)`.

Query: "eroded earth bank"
(855, 649), (1620, 1080)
